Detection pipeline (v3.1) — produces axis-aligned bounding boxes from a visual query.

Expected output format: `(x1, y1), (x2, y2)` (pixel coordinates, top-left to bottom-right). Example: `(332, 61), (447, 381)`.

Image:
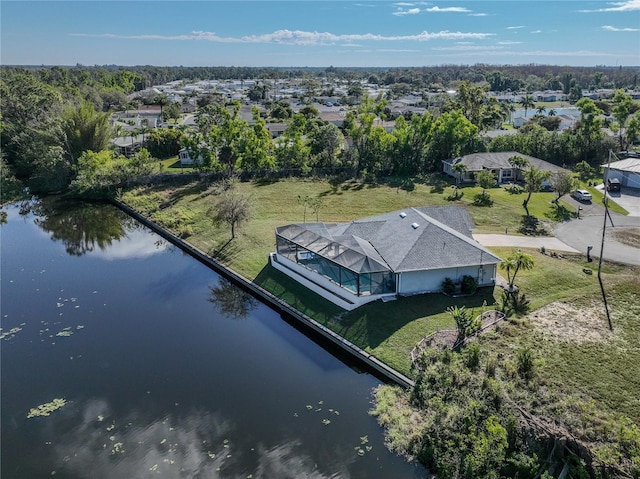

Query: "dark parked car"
(607, 178), (621, 192)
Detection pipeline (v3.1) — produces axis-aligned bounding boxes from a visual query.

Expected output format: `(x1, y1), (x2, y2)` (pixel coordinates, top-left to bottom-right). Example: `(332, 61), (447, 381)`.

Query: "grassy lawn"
(119, 176), (639, 399)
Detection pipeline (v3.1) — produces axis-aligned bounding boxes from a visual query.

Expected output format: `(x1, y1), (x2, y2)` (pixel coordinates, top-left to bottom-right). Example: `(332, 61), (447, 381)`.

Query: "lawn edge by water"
(113, 199), (416, 388)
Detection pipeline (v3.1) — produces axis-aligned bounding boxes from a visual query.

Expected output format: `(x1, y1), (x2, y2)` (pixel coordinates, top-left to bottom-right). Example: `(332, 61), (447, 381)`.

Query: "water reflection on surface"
(43, 398), (357, 478)
(1, 199), (424, 478)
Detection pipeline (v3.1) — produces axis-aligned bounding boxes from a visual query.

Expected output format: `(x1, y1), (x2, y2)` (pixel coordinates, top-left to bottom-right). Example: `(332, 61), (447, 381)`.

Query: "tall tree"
(308, 122), (344, 169)
(612, 89), (633, 150)
(389, 113), (433, 175)
(522, 166), (552, 212)
(62, 101), (112, 169)
(427, 110), (478, 170)
(212, 187), (251, 240)
(519, 94), (535, 118)
(625, 111), (640, 149)
(575, 97), (604, 164)
(0, 71), (69, 193)
(551, 171), (577, 204)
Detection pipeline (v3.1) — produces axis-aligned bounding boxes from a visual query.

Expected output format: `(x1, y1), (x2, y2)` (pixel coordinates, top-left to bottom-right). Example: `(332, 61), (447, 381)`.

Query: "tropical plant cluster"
(372, 343), (640, 479)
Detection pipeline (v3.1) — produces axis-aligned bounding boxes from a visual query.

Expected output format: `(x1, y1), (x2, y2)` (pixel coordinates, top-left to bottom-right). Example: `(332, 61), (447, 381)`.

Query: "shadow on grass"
(253, 262), (497, 351)
(210, 238), (241, 264)
(252, 177), (280, 187)
(338, 288), (497, 349)
(518, 215), (550, 236)
(253, 264), (344, 322)
(544, 202), (575, 222)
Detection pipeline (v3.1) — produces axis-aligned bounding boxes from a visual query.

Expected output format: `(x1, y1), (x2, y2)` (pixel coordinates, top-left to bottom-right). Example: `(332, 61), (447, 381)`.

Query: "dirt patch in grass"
(527, 301), (615, 343)
(610, 227), (640, 248)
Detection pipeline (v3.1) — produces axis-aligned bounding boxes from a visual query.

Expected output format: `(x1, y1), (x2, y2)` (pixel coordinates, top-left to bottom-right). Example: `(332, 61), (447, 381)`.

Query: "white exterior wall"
(398, 264), (497, 295)
(605, 168), (640, 189)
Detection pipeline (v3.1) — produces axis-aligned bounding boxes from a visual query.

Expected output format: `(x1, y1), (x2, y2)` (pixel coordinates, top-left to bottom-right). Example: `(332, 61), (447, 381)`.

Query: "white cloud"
(377, 48), (421, 52)
(601, 25), (640, 31)
(497, 41), (522, 45)
(469, 13), (489, 16)
(531, 29), (543, 34)
(579, 0), (640, 12)
(506, 25), (526, 30)
(392, 7), (421, 16)
(425, 6), (472, 12)
(433, 45), (506, 51)
(71, 29), (495, 45)
(393, 2), (417, 5)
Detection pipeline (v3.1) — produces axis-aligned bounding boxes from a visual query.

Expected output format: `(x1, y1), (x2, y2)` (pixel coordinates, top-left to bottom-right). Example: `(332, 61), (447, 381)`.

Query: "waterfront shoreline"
(113, 199), (415, 389)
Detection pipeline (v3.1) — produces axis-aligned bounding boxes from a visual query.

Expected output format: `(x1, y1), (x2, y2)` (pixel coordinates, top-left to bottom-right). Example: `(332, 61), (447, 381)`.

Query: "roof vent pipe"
(399, 212), (407, 218)
(411, 223), (419, 229)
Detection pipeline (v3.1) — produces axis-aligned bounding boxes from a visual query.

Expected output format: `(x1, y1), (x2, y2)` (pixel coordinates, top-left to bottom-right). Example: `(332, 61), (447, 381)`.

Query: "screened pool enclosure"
(275, 224), (395, 296)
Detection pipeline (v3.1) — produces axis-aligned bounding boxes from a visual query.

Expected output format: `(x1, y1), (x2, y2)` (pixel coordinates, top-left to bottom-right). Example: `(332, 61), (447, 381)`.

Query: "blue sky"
(2, 1), (639, 67)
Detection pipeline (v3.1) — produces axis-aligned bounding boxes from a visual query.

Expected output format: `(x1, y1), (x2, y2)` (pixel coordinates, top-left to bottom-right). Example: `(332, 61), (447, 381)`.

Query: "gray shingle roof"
(446, 151), (568, 173)
(276, 206), (501, 274)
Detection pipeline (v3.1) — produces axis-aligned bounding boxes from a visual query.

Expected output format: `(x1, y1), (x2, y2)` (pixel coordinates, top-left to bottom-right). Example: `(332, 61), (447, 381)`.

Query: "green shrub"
(516, 346), (536, 381)
(461, 274), (478, 295)
(441, 277), (456, 295)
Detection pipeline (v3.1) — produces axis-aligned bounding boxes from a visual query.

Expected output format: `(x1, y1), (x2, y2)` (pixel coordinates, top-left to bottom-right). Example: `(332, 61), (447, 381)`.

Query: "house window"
(502, 169), (513, 179)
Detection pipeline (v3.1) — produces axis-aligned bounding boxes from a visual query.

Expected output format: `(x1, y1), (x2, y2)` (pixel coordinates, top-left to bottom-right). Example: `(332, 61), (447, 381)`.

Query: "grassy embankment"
(119, 175), (637, 389)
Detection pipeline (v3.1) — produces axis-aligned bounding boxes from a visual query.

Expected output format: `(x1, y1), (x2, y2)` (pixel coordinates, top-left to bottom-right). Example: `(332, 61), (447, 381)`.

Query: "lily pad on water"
(27, 398), (67, 418)
(0, 327), (23, 340)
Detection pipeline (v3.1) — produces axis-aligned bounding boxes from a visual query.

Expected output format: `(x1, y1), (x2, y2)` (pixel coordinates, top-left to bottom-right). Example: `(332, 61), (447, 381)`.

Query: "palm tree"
(501, 101), (516, 125)
(548, 108), (557, 116)
(536, 105), (546, 116)
(499, 249), (534, 292)
(155, 94), (169, 115)
(520, 94), (535, 118)
(452, 162), (468, 187)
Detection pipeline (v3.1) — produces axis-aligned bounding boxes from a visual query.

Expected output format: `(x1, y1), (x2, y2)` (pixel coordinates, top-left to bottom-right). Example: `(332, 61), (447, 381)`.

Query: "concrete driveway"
(473, 234), (579, 253)
(474, 185), (640, 265)
(597, 184), (640, 217)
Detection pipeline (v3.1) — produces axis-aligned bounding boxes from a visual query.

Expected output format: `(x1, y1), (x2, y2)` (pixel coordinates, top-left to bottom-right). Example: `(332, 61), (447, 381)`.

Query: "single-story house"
(270, 206), (502, 310)
(602, 157), (640, 189)
(513, 116), (528, 129)
(265, 122), (288, 138)
(443, 152), (568, 184)
(178, 147), (203, 165)
(112, 134), (144, 157)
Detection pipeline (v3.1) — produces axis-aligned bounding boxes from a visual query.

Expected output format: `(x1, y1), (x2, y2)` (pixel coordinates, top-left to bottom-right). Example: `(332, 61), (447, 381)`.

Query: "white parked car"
(572, 189), (592, 201)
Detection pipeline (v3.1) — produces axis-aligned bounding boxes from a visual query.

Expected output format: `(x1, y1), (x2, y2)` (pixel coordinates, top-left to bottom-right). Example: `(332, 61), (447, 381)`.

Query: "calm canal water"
(1, 198), (423, 479)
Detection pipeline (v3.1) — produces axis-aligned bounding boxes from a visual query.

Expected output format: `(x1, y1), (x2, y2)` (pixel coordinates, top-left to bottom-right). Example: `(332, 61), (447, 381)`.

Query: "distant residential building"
(443, 152), (568, 184)
(602, 157), (640, 189)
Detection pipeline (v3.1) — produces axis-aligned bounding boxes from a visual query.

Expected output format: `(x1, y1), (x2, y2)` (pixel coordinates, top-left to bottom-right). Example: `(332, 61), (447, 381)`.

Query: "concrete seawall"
(113, 200), (415, 389)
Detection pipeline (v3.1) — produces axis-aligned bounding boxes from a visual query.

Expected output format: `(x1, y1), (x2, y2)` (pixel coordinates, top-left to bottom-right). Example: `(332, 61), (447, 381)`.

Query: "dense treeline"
(5, 64), (639, 92)
(1, 66), (638, 203)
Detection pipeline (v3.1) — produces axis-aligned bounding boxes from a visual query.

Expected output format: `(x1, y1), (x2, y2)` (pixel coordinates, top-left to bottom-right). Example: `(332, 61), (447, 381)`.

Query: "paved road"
(475, 185), (640, 265)
(554, 213), (640, 266)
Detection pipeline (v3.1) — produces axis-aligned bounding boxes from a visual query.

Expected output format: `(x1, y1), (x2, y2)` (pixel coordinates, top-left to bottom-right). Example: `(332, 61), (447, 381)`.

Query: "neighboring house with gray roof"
(270, 206), (501, 310)
(602, 157), (640, 189)
(443, 151), (568, 184)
